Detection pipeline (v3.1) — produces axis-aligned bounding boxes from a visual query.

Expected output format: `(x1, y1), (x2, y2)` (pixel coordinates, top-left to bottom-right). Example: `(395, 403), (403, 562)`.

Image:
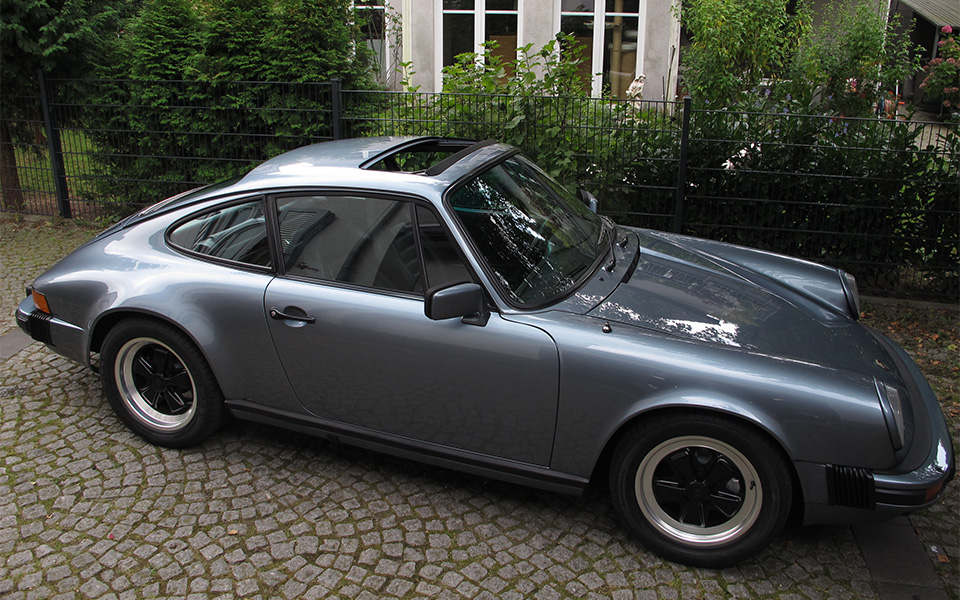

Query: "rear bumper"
(16, 295), (88, 365)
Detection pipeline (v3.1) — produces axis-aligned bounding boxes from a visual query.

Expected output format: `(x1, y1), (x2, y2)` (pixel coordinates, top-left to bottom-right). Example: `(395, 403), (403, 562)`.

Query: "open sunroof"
(360, 138), (495, 175)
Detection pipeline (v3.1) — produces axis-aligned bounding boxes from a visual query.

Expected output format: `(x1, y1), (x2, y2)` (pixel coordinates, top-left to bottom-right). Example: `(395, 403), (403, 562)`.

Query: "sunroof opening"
(361, 138), (491, 175)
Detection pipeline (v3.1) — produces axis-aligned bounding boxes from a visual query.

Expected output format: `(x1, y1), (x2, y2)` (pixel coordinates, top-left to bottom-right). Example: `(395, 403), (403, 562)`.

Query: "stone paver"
(1, 218), (957, 599)
(1, 219), (96, 337)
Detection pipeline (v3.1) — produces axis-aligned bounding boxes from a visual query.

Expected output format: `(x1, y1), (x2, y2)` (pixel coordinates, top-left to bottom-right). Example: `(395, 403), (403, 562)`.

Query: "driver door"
(263, 193), (560, 466)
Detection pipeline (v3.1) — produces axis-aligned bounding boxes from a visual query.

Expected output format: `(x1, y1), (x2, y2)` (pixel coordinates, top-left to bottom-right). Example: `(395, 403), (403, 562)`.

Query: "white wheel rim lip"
(635, 435), (763, 548)
(115, 337), (197, 432)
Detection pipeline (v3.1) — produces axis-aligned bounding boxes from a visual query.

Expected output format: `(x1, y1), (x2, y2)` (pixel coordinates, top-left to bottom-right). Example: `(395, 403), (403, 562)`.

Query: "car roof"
(249, 136), (467, 171)
(134, 137), (514, 222)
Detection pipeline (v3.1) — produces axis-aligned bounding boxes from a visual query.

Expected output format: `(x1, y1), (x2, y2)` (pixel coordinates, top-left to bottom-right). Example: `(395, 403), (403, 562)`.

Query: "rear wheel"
(100, 318), (223, 447)
(609, 412), (792, 567)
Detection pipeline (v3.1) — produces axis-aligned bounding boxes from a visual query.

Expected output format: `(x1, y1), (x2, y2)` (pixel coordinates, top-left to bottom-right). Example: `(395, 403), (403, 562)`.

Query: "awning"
(897, 0), (960, 27)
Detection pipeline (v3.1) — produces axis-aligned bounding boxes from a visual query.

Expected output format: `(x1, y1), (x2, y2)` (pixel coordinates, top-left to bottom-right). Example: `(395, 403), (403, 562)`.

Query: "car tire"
(100, 318), (223, 448)
(609, 412), (792, 568)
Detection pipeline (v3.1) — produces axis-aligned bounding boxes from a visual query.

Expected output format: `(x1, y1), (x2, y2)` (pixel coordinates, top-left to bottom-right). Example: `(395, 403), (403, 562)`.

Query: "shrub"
(920, 26), (960, 112)
(787, 2), (918, 117)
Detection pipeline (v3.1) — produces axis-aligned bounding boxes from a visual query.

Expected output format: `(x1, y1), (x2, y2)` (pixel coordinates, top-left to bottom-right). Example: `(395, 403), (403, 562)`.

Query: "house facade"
(358, 1), (682, 101)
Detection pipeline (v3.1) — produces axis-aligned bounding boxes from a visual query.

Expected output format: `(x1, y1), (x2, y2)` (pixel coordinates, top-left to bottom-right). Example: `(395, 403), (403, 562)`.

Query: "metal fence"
(1, 75), (957, 301)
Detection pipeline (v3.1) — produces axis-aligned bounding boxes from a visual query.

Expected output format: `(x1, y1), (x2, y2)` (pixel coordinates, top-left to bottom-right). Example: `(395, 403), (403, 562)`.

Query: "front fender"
(513, 312), (894, 480)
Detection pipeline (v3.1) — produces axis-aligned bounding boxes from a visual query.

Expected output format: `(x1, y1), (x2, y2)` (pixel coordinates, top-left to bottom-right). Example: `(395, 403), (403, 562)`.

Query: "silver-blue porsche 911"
(16, 137), (954, 567)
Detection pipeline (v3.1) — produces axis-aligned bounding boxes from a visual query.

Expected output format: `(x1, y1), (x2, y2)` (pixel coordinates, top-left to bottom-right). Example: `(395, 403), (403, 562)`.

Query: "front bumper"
(870, 334), (955, 511)
(801, 332), (955, 525)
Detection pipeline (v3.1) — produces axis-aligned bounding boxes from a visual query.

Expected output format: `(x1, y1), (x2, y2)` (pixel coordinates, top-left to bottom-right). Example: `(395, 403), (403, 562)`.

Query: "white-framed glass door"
(436, 0), (522, 90)
(557, 0), (646, 98)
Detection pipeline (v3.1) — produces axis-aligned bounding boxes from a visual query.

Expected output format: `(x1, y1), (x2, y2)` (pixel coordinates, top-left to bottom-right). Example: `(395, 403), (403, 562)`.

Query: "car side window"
(274, 196), (472, 295)
(416, 206), (472, 291)
(168, 199), (272, 267)
(277, 195), (426, 294)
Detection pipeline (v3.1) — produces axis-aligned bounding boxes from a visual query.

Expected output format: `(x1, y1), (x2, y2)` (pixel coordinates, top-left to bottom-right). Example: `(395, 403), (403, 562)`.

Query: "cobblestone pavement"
(2, 218), (957, 599)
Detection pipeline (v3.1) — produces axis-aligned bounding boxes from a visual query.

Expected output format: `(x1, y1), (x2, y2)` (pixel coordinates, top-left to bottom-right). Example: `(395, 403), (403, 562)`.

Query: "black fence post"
(37, 70), (72, 219)
(674, 96), (692, 233)
(331, 78), (342, 140)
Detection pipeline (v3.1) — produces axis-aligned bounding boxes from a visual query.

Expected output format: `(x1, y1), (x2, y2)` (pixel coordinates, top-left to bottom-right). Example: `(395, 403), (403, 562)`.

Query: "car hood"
(587, 229), (893, 375)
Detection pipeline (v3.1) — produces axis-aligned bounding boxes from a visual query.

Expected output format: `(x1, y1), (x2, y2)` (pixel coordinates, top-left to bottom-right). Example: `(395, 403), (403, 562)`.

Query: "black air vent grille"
(826, 465), (876, 509)
(29, 310), (54, 345)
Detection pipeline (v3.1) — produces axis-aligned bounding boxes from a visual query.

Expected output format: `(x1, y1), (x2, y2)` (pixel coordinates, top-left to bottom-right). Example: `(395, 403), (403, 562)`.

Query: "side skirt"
(225, 399), (590, 496)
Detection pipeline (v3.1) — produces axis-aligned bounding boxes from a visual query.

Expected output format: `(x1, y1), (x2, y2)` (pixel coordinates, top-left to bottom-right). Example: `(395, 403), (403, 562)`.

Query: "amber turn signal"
(925, 481), (945, 503)
(32, 289), (51, 314)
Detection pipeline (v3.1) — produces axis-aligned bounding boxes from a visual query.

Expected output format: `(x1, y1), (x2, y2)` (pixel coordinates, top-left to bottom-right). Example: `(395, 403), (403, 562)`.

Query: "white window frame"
(554, 0), (646, 97)
(435, 0), (525, 91)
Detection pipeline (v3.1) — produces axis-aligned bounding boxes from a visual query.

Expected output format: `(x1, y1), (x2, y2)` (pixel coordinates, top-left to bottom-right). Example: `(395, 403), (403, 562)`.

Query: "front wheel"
(609, 412), (792, 567)
(100, 318), (224, 448)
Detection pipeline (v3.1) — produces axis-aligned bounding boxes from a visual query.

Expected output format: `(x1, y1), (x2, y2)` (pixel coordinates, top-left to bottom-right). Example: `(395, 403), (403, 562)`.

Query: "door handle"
(269, 307), (316, 324)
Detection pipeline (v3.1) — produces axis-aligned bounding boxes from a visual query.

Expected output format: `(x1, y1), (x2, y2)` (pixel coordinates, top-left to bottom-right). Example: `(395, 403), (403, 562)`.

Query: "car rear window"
(168, 199), (272, 268)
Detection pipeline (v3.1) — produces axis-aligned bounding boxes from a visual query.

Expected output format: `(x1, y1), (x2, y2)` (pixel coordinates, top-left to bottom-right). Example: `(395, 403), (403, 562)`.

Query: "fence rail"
(1, 76), (957, 301)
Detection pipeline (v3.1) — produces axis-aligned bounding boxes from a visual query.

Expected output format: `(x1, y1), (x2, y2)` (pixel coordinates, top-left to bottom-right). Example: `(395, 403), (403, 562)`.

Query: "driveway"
(1, 218), (956, 600)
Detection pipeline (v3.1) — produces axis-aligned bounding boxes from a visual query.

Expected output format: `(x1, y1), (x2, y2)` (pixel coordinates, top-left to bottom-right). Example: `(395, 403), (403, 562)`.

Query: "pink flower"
(942, 25), (953, 35)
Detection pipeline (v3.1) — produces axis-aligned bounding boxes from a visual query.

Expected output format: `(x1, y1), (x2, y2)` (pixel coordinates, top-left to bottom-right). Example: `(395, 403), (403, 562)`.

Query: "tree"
(0, 0), (119, 210)
(787, 2), (918, 116)
(115, 0), (202, 80)
(679, 0), (807, 106)
(679, 0), (917, 116)
(114, 0), (376, 87)
(87, 0), (380, 207)
(261, 0), (376, 86)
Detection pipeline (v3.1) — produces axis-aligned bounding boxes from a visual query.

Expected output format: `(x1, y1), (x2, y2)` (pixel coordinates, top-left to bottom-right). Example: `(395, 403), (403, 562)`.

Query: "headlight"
(839, 270), (860, 319)
(876, 380), (905, 451)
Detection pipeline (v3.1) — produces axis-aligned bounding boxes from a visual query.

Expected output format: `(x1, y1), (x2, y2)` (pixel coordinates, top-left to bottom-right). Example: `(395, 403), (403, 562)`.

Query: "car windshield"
(449, 155), (607, 306)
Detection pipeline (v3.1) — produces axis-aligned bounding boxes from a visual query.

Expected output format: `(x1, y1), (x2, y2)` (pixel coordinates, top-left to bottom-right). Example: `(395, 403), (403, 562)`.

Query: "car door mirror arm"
(577, 189), (598, 213)
(460, 308), (490, 327)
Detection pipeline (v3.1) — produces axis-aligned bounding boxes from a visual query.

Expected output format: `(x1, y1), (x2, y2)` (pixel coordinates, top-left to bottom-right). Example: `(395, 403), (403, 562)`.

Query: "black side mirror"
(578, 189), (598, 213)
(424, 283), (489, 326)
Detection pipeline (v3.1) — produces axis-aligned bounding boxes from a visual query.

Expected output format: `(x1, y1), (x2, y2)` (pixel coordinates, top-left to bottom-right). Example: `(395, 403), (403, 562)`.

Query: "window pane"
(443, 13), (475, 66)
(486, 13), (517, 75)
(560, 15), (594, 93)
(487, 0), (518, 10)
(606, 0), (640, 13)
(603, 15), (639, 98)
(443, 0), (473, 9)
(358, 5), (386, 83)
(416, 206), (472, 290)
(561, 0), (595, 11)
(277, 196), (422, 294)
(169, 200), (271, 267)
